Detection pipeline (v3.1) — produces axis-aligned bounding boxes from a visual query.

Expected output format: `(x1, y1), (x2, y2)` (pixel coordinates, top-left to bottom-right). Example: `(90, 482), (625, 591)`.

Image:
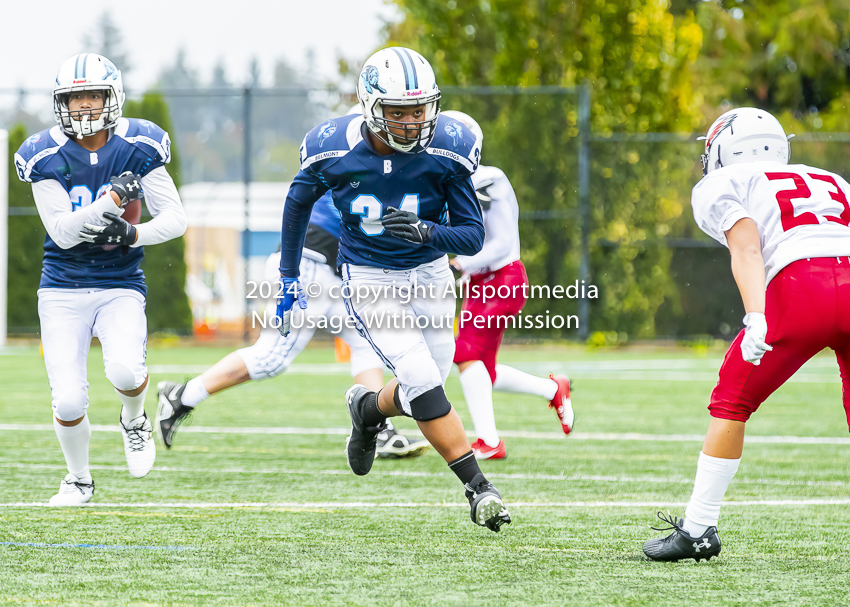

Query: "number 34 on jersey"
(351, 193), (419, 236)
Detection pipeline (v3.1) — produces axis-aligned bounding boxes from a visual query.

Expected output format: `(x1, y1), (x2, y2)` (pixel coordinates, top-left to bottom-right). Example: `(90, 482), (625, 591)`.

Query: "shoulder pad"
(114, 118), (172, 165)
(426, 114), (481, 176)
(13, 127), (68, 183)
(472, 165), (509, 209)
(300, 115), (361, 171)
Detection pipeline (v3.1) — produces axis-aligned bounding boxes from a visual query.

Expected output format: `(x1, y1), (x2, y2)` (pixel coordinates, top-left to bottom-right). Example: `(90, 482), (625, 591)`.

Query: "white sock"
(683, 451), (741, 537)
(117, 381), (150, 425)
(181, 377), (210, 408)
(53, 416), (92, 483)
(384, 418), (395, 432)
(493, 364), (558, 400)
(459, 361), (499, 447)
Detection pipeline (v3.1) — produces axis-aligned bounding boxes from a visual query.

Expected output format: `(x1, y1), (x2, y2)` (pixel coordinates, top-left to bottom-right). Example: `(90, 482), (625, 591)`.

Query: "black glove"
(80, 212), (138, 245)
(381, 207), (433, 244)
(109, 171), (143, 208)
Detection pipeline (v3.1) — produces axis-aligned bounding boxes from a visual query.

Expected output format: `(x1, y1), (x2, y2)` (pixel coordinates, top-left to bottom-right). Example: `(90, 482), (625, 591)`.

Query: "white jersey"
(453, 165), (521, 275)
(692, 161), (850, 284)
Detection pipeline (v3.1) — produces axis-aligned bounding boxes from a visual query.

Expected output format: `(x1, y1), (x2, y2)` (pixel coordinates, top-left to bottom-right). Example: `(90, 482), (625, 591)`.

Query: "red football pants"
(454, 261), (528, 383)
(710, 257), (850, 432)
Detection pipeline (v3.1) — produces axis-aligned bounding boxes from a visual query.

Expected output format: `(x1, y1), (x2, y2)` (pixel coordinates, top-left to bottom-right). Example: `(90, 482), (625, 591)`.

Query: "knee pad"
(105, 362), (143, 391)
(237, 347), (289, 381)
(409, 386), (452, 421)
(53, 389), (88, 422)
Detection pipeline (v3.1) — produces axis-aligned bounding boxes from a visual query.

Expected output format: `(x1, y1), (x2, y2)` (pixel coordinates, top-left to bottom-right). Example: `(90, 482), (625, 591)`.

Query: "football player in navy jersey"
(277, 47), (511, 531)
(155, 191), (428, 459)
(14, 54), (187, 505)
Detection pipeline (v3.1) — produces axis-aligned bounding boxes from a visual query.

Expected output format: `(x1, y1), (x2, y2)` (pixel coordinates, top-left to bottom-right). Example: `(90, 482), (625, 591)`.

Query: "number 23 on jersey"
(766, 172), (850, 232)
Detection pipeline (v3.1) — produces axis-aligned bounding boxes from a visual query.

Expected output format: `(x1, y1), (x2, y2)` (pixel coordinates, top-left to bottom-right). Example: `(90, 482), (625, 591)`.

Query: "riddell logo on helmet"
(406, 90), (423, 96)
(72, 79), (87, 84)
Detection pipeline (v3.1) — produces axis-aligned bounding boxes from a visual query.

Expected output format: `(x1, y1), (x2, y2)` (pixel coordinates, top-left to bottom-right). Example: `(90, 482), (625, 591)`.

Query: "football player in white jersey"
(441, 111), (575, 460)
(644, 107), (850, 561)
(15, 54), (187, 505)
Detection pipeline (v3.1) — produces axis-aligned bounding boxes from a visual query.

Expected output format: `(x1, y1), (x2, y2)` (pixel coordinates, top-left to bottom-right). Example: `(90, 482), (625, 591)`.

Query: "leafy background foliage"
(5, 1), (850, 338)
(384, 0), (850, 338)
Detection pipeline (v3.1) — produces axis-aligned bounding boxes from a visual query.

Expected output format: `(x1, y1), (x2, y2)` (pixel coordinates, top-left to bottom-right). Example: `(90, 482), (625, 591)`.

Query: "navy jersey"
(303, 192), (342, 273)
(15, 118), (171, 295)
(308, 191), (341, 239)
(279, 113), (484, 276)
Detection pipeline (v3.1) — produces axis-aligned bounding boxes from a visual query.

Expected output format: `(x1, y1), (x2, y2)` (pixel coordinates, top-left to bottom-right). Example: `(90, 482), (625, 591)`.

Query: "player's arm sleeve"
(131, 166), (188, 247)
(32, 179), (121, 249)
(454, 177), (515, 273)
(691, 174), (751, 247)
(280, 169), (327, 277)
(428, 175), (485, 255)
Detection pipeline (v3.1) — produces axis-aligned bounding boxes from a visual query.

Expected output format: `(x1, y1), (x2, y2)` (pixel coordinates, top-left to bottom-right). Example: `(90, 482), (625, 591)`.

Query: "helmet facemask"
(54, 87), (122, 139)
(366, 92), (441, 153)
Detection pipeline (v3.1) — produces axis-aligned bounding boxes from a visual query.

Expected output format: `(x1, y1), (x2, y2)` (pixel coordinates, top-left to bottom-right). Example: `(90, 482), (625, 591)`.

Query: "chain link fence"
(3, 87), (849, 341)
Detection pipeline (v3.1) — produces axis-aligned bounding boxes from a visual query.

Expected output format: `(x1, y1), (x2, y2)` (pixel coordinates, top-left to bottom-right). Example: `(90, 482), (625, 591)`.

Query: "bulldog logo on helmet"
(102, 59), (119, 81)
(360, 66), (387, 95)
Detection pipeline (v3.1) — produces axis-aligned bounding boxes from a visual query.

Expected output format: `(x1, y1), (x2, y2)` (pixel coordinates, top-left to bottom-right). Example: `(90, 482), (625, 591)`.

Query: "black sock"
(448, 450), (483, 486)
(362, 391), (388, 428)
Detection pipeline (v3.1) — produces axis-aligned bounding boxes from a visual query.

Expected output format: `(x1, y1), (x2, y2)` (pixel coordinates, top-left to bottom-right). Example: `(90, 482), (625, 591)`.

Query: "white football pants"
(341, 255), (456, 416)
(38, 288), (148, 422)
(238, 257), (382, 380)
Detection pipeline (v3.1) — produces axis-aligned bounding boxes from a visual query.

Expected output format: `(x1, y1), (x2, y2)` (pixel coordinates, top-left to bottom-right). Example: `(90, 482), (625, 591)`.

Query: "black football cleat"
(643, 511), (721, 562)
(344, 384), (385, 476)
(465, 473), (511, 532)
(155, 381), (195, 449)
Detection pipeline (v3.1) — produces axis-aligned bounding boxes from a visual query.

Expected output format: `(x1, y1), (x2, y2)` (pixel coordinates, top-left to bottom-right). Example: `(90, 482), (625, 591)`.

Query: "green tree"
(122, 93), (193, 333)
(690, 1), (850, 178)
(6, 124), (45, 332)
(83, 12), (132, 73)
(692, 0), (849, 116)
(385, 0), (704, 337)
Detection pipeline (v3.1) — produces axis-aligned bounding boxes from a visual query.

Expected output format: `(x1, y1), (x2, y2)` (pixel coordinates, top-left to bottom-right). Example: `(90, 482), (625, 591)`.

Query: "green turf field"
(1, 342), (849, 606)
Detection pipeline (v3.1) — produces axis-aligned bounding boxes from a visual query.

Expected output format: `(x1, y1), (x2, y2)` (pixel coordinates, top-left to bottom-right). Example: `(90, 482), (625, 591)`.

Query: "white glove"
(740, 312), (773, 365)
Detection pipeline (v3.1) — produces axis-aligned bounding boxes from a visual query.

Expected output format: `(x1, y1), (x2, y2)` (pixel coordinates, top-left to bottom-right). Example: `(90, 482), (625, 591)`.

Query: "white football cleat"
(120, 412), (156, 478)
(48, 474), (95, 506)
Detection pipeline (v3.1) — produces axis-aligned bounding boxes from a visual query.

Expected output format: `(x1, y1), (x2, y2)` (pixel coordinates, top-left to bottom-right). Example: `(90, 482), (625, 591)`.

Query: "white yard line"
(1, 423), (848, 445)
(1, 499), (848, 509)
(0, 462), (845, 488)
(147, 357), (842, 380)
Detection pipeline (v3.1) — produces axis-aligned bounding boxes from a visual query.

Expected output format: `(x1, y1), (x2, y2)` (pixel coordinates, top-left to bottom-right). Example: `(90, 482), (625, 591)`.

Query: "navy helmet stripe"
(401, 48), (419, 89)
(390, 48), (410, 90)
(398, 48), (418, 89)
(75, 54), (88, 79)
(391, 48), (418, 91)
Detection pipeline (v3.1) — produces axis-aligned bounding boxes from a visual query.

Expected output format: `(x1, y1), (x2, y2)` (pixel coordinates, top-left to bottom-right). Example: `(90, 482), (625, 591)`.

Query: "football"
(122, 197), (142, 225)
(101, 198), (142, 251)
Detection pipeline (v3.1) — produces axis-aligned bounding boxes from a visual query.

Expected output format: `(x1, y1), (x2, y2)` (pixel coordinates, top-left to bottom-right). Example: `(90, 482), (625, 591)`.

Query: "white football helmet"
(356, 47), (441, 153)
(700, 107), (792, 175)
(441, 110), (484, 156)
(54, 53), (125, 139)
(346, 103), (363, 117)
